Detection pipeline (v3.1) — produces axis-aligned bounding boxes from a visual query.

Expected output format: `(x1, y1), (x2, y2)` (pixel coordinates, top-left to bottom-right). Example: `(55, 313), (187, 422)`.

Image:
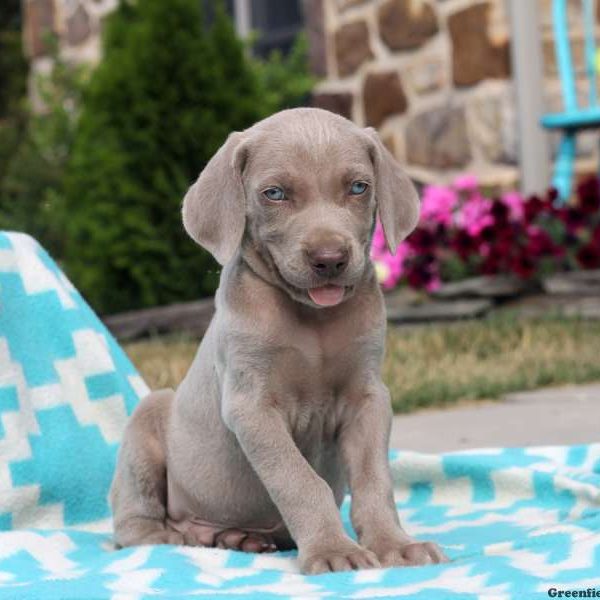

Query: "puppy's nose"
(307, 247), (349, 278)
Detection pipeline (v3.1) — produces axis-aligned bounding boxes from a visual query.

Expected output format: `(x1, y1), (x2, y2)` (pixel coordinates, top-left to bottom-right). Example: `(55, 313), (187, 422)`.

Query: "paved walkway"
(390, 384), (600, 452)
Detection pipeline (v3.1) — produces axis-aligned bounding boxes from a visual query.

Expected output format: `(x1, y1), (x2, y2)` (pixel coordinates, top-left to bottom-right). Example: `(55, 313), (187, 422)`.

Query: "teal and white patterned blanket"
(1, 231), (599, 599)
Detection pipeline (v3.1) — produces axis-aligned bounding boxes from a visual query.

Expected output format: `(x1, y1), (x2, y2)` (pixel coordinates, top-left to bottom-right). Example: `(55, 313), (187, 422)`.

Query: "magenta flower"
(425, 273), (441, 292)
(458, 195), (493, 236)
(420, 185), (458, 227)
(371, 219), (388, 254)
(370, 173), (600, 293)
(453, 174), (479, 192)
(502, 191), (525, 221)
(371, 220), (412, 289)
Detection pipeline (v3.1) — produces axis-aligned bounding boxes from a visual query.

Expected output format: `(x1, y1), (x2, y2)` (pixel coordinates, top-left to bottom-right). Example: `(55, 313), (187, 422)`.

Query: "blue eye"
(350, 181), (368, 195)
(263, 187), (286, 201)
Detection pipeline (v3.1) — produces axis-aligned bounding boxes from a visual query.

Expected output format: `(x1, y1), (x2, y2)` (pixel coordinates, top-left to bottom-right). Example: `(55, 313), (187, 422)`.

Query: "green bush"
(252, 33), (314, 113)
(0, 0), (28, 213)
(0, 52), (85, 258)
(62, 0), (314, 314)
(0, 0), (26, 121)
(0, 4), (72, 255)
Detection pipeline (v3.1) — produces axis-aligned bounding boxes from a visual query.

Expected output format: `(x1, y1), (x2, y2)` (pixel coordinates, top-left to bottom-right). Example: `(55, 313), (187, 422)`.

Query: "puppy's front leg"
(339, 382), (448, 567)
(223, 386), (380, 574)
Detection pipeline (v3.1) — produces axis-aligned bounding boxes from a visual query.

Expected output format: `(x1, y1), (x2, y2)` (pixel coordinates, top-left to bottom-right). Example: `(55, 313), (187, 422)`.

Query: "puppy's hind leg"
(110, 389), (183, 547)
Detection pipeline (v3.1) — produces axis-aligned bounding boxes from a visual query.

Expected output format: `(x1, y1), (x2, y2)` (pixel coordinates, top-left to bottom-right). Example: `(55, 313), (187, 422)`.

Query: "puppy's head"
(183, 108), (419, 308)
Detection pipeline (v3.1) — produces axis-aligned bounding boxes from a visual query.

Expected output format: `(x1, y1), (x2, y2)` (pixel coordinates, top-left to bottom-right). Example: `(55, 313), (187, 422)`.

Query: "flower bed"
(371, 175), (600, 292)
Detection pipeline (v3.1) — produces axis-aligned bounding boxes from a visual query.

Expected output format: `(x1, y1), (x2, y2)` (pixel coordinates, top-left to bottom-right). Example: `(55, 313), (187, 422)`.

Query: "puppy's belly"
(167, 460), (281, 526)
(165, 421), (345, 546)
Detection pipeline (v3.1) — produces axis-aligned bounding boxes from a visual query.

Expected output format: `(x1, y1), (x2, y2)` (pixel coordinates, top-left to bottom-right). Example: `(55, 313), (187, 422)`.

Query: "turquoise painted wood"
(540, 0), (600, 201)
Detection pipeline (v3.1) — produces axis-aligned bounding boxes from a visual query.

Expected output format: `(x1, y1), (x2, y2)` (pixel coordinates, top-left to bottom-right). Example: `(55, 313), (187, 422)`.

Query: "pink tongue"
(308, 285), (345, 307)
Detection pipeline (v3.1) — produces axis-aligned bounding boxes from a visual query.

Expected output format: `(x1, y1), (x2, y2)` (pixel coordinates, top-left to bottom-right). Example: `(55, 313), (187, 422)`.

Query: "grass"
(124, 313), (600, 414)
(125, 337), (198, 392)
(383, 314), (600, 412)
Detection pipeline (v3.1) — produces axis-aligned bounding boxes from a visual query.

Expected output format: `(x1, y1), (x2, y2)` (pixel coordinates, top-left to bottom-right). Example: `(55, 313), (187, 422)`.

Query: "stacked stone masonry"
(312, 0), (600, 191)
(23, 0), (117, 62)
(22, 0), (600, 191)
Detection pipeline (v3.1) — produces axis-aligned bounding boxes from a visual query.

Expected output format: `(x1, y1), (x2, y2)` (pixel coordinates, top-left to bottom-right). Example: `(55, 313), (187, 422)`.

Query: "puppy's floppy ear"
(363, 127), (420, 254)
(182, 131), (248, 265)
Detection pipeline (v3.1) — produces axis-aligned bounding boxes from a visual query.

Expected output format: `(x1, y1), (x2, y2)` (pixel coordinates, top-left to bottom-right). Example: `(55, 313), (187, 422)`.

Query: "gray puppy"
(110, 108), (447, 574)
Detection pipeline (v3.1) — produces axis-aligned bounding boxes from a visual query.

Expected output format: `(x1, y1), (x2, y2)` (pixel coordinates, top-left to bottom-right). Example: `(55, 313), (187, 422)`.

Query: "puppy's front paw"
(300, 540), (380, 574)
(369, 537), (449, 567)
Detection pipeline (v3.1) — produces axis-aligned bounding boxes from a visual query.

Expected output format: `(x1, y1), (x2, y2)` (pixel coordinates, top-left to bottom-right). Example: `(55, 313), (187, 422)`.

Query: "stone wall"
(23, 0), (116, 65)
(312, 0), (600, 192)
(21, 0), (600, 191)
(22, 0), (116, 107)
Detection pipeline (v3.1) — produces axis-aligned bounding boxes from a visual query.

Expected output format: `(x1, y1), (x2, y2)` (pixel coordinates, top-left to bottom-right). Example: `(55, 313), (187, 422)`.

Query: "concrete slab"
(389, 384), (600, 452)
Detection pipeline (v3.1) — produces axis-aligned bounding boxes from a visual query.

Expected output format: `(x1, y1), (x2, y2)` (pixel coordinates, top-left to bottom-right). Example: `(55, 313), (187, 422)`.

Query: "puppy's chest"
(271, 327), (365, 439)
(274, 322), (360, 390)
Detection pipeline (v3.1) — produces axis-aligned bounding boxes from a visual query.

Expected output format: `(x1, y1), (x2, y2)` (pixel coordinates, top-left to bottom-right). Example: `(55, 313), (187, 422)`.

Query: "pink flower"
(457, 195), (493, 236)
(368, 171), (584, 294)
(425, 273), (441, 292)
(453, 174), (479, 192)
(502, 191), (525, 222)
(371, 220), (388, 253)
(421, 185), (458, 227)
(370, 220), (411, 289)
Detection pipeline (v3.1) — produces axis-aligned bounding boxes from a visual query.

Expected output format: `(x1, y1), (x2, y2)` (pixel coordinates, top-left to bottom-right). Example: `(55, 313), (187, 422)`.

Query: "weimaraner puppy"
(110, 107), (448, 574)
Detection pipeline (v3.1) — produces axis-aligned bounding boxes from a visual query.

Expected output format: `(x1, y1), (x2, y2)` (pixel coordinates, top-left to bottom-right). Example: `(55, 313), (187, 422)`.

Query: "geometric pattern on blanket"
(1, 232), (600, 598)
(0, 232), (147, 533)
(0, 446), (599, 598)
